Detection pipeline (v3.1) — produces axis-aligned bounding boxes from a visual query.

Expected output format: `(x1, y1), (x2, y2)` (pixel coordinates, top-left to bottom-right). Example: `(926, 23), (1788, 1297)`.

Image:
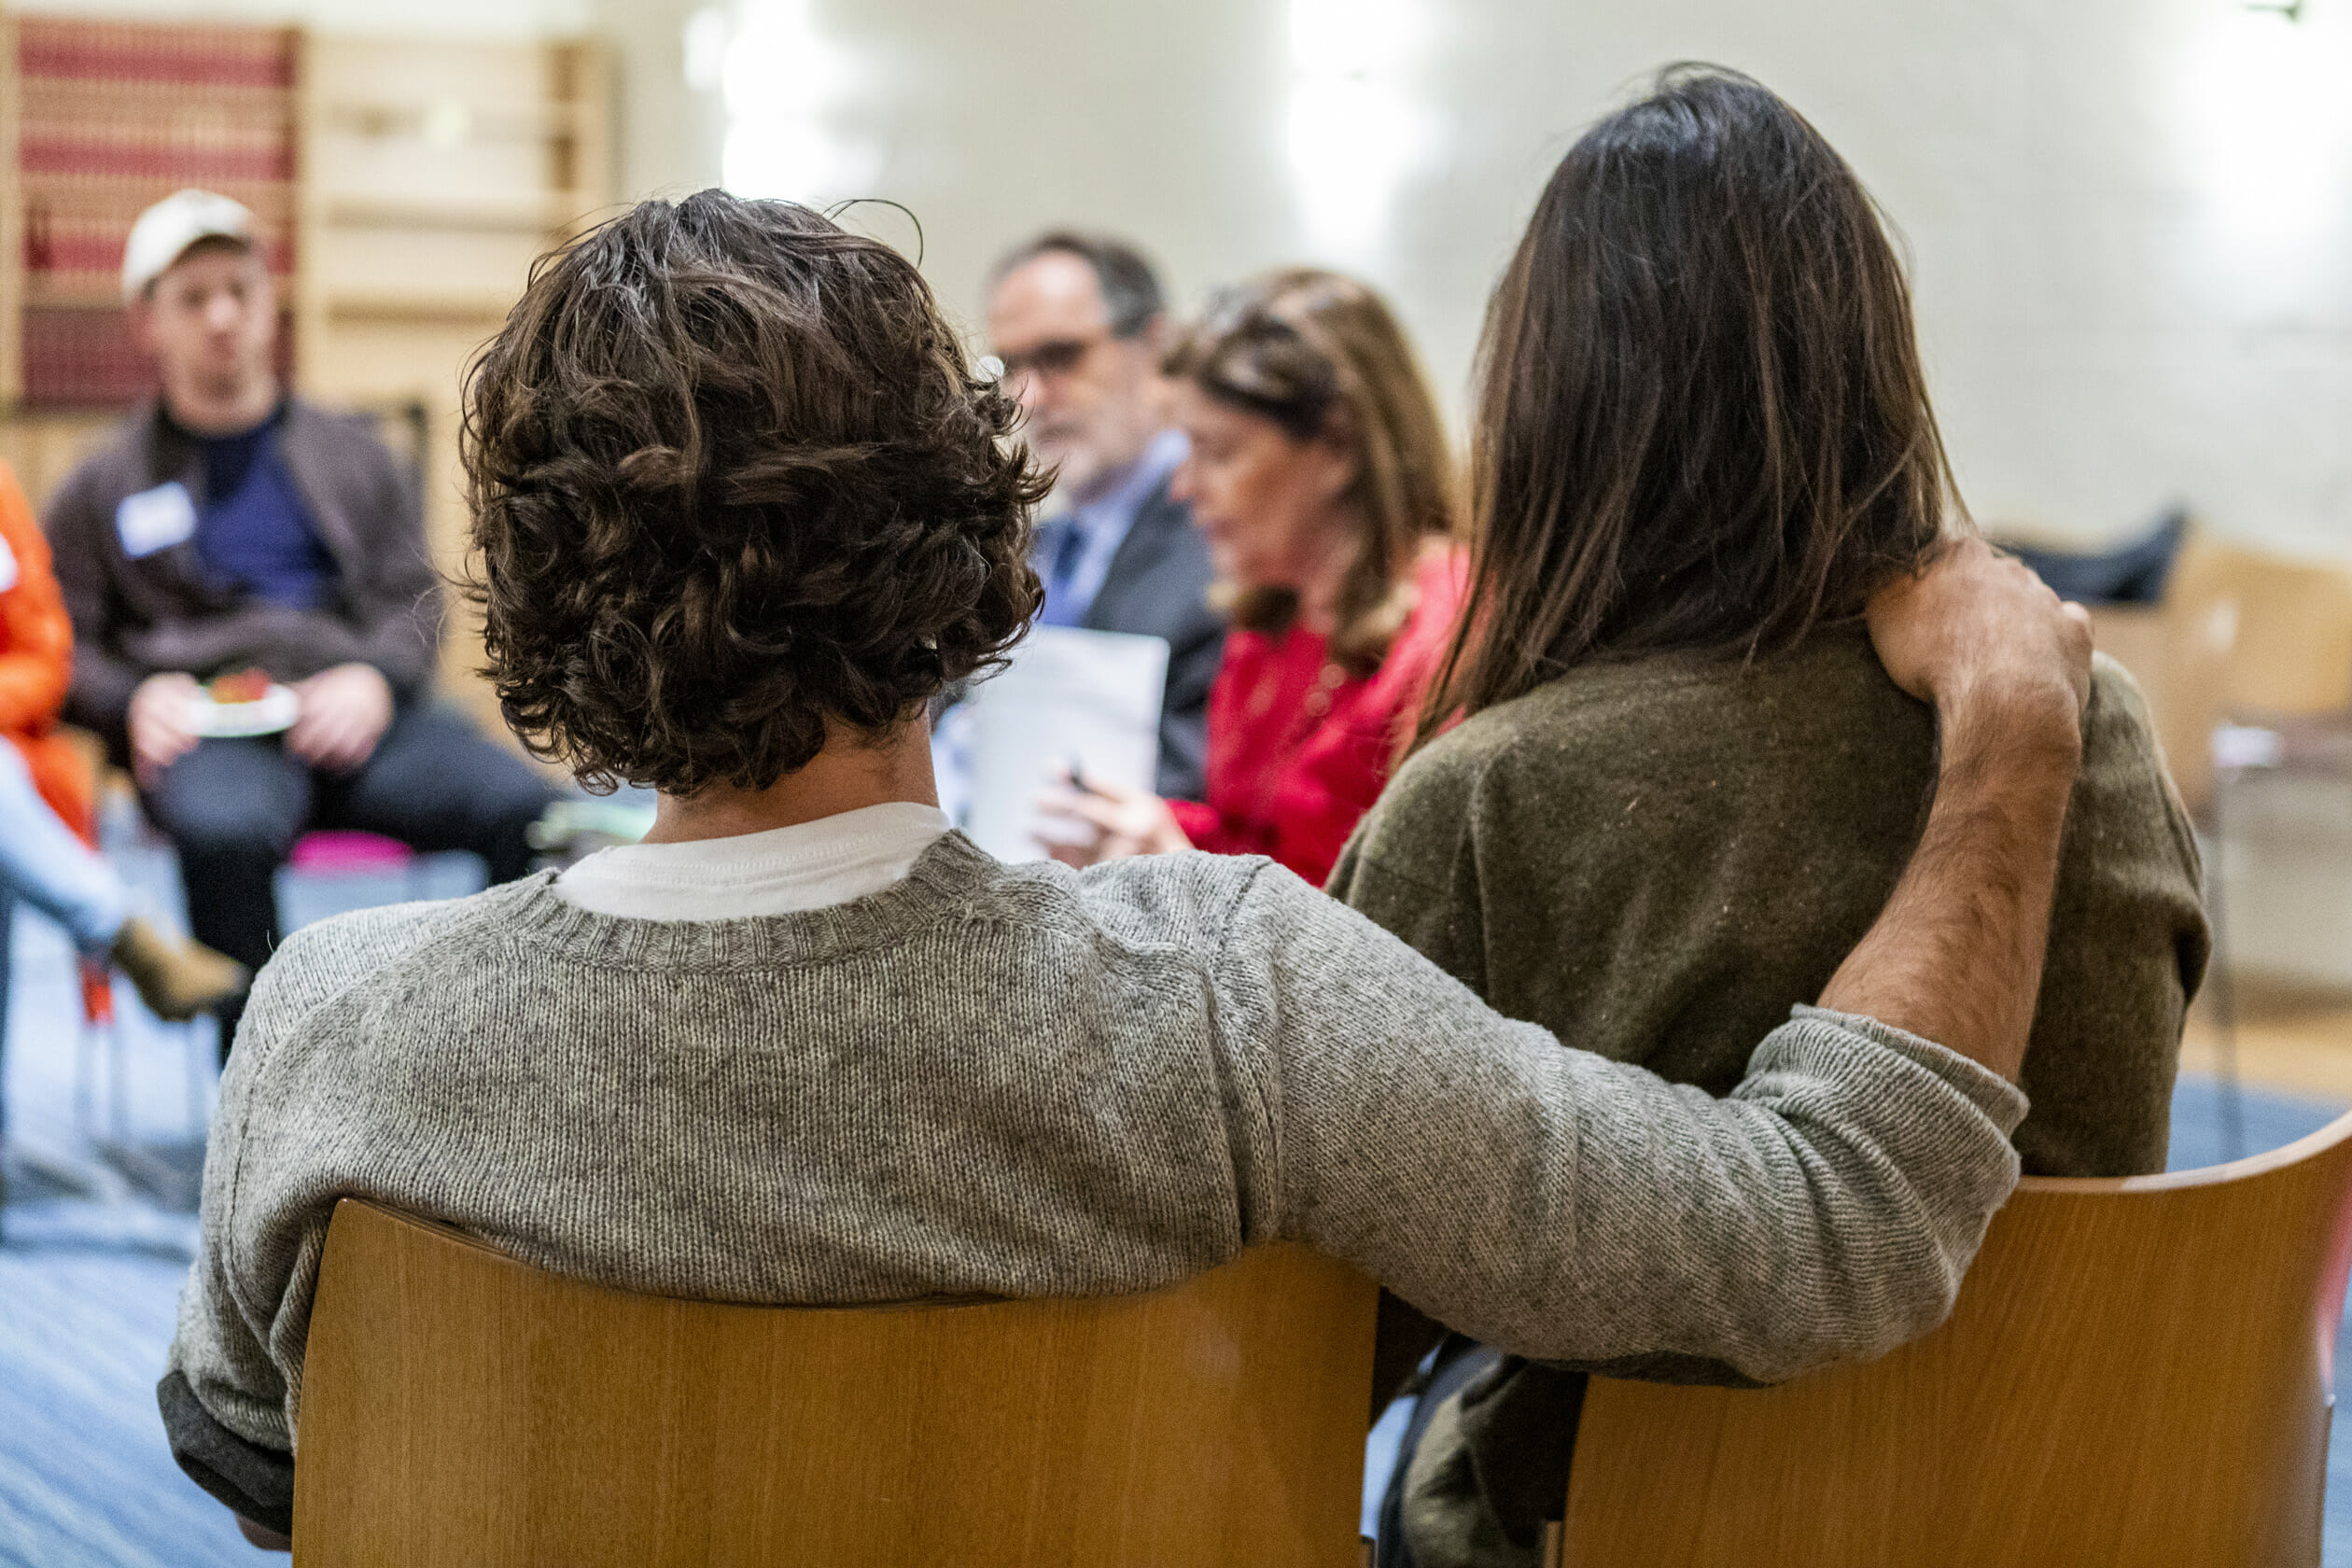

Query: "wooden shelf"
(318, 191), (585, 233)
(317, 99), (589, 141)
(319, 290), (513, 324)
(19, 171), (298, 217)
(21, 281), (128, 307)
(16, 77), (296, 116)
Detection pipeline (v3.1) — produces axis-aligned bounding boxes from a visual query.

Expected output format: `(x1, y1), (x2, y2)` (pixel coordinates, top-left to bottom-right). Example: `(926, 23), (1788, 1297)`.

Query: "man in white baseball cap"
(44, 188), (556, 1059)
(119, 187), (258, 303)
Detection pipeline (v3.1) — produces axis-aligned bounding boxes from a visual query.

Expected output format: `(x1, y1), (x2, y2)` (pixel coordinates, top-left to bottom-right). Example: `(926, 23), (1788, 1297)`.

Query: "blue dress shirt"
(1033, 428), (1189, 628)
(188, 407), (338, 611)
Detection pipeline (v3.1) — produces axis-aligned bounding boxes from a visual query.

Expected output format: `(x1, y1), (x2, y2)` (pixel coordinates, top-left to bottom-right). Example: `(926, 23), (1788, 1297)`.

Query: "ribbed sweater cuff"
(1790, 1003), (2031, 1136)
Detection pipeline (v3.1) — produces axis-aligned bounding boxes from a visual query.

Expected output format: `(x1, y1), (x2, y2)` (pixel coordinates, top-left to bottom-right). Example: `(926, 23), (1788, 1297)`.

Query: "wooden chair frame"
(294, 1199), (1377, 1567)
(1554, 1107), (2352, 1567)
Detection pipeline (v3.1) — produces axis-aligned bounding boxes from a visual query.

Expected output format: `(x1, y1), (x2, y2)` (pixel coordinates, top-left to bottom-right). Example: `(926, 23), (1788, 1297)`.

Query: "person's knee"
(370, 717), (554, 878)
(153, 785), (299, 867)
(147, 743), (305, 864)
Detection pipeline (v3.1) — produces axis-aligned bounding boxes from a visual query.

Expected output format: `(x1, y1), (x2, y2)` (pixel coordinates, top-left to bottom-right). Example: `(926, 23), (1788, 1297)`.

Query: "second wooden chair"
(1553, 1105), (2352, 1567)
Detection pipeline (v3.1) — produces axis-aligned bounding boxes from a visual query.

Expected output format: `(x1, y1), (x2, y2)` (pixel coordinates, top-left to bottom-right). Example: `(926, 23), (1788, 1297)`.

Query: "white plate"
(189, 684), (301, 738)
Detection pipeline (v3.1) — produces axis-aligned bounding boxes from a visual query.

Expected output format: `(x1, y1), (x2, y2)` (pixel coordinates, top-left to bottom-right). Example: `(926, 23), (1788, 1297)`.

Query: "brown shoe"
(110, 917), (249, 1023)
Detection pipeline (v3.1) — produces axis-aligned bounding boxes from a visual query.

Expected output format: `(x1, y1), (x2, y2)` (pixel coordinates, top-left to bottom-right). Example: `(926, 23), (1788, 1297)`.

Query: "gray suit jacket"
(1079, 475), (1223, 801)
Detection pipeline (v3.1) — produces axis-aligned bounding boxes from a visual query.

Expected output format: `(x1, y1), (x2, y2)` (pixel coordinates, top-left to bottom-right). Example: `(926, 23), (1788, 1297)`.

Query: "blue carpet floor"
(0, 1220), (245, 1566)
(0, 835), (484, 1566)
(3, 861), (2349, 1560)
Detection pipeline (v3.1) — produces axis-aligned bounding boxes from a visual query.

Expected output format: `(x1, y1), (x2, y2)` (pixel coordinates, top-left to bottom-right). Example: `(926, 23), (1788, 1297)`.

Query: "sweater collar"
(488, 829), (1013, 969)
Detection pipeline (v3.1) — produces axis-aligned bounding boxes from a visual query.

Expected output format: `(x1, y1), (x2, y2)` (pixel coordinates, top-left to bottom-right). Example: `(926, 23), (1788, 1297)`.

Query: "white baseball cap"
(121, 189), (258, 302)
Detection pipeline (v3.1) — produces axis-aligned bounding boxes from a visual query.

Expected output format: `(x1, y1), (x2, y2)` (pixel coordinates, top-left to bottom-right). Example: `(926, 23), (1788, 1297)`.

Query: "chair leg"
(2206, 770), (2247, 1163)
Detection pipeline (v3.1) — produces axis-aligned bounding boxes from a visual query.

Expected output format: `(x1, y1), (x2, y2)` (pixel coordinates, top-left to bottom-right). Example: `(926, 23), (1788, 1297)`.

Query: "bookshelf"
(0, 10), (614, 733)
(299, 35), (609, 340)
(296, 33), (612, 726)
(0, 12), (19, 412)
(8, 14), (300, 408)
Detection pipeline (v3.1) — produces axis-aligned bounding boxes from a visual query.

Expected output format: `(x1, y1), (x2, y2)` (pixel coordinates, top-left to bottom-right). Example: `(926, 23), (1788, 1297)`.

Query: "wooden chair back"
(293, 1199), (1378, 1567)
(2170, 539), (2352, 721)
(2087, 604), (2224, 815)
(2087, 539), (2352, 815)
(1556, 1107), (2352, 1567)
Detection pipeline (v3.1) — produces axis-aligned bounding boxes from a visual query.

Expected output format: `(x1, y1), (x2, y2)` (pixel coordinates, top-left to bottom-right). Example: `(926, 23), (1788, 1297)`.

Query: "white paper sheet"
(960, 625), (1168, 863)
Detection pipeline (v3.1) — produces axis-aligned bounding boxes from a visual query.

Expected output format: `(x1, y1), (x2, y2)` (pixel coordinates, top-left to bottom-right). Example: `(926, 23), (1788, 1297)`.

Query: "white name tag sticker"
(116, 482), (198, 559)
(0, 534), (17, 594)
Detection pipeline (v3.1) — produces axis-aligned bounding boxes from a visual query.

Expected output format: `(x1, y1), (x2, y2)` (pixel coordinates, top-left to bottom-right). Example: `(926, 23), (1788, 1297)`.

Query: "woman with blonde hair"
(1043, 268), (1462, 885)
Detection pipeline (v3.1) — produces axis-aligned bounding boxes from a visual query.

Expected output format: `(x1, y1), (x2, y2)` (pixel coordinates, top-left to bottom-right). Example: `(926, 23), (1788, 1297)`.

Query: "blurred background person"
(986, 231), (1224, 801)
(1042, 268), (1461, 886)
(1327, 69), (2207, 1567)
(41, 189), (556, 1057)
(0, 456), (245, 1037)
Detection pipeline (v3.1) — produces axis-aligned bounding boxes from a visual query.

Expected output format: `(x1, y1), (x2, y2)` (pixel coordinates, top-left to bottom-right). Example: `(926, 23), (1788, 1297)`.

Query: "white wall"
(614, 0), (2352, 556)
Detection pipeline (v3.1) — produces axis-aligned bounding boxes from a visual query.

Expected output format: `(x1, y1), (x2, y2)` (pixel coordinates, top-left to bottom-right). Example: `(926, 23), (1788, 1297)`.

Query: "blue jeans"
(1, 887), (12, 1114)
(0, 743), (126, 1155)
(0, 741), (124, 955)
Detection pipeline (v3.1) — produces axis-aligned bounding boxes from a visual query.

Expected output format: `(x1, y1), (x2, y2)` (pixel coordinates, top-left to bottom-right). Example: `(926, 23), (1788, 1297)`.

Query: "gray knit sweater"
(161, 833), (2025, 1532)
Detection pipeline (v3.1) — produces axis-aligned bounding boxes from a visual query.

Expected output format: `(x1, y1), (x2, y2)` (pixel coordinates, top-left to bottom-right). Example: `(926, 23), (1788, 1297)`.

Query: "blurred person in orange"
(987, 231), (1224, 800)
(0, 458), (245, 1029)
(41, 189), (555, 1057)
(1039, 270), (1463, 887)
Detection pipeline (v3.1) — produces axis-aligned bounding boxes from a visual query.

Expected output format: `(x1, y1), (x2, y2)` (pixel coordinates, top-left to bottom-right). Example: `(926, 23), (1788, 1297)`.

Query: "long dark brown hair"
(1163, 269), (1455, 676)
(1417, 65), (1963, 747)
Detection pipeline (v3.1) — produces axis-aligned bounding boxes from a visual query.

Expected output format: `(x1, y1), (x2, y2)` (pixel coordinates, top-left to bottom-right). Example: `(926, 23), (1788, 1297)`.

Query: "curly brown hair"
(462, 192), (1045, 795)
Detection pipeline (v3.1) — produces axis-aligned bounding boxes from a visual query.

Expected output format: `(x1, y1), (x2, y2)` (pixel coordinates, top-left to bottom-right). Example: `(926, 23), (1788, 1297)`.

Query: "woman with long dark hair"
(1331, 67), (2206, 1567)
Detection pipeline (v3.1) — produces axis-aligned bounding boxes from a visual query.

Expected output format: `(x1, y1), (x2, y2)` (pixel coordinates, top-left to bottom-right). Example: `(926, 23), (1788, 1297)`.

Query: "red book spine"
(15, 17), (300, 407)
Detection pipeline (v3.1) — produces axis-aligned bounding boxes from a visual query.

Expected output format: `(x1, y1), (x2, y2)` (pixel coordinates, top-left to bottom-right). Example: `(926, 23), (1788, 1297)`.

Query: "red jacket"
(0, 460), (94, 841)
(1171, 547), (1464, 887)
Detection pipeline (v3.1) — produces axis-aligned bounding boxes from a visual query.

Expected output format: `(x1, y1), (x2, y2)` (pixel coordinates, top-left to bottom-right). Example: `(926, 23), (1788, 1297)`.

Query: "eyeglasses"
(995, 331), (1113, 383)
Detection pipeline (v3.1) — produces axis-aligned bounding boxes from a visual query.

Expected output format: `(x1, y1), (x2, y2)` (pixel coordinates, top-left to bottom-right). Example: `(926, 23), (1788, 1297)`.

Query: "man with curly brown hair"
(161, 190), (2097, 1551)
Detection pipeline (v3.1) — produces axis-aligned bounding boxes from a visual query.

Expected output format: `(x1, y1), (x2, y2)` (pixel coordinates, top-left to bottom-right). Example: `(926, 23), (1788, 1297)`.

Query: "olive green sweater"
(1328, 629), (2208, 1565)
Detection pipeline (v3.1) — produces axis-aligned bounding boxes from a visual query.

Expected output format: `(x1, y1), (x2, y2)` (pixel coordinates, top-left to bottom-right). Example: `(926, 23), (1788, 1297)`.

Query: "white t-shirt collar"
(553, 801), (951, 921)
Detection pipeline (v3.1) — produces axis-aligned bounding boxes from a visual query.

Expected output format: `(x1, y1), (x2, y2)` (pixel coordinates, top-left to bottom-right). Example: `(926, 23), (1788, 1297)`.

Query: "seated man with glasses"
(163, 191), (2094, 1553)
(983, 230), (1224, 801)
